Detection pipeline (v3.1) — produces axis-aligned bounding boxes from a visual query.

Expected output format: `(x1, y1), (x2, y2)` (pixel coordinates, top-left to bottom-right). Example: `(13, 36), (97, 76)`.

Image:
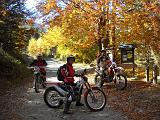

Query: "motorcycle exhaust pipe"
(53, 85), (68, 97)
(51, 85), (73, 102)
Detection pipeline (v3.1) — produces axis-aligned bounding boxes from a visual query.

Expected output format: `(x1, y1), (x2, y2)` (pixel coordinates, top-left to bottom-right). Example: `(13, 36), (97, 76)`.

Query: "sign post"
(119, 44), (136, 77)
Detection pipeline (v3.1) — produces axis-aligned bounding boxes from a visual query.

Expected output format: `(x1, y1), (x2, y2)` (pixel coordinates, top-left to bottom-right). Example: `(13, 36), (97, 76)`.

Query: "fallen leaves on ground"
(0, 78), (32, 120)
(104, 80), (160, 120)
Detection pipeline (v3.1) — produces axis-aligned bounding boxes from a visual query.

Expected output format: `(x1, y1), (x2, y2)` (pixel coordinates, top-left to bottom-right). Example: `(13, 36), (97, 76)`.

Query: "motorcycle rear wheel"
(44, 87), (64, 108)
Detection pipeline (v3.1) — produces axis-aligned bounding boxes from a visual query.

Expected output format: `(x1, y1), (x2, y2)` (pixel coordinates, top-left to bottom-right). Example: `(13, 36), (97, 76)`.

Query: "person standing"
(61, 55), (84, 114)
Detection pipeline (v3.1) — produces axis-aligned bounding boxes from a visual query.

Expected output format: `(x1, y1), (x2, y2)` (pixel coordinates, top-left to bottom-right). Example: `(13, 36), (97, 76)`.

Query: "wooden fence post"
(146, 64), (150, 82)
(153, 64), (158, 84)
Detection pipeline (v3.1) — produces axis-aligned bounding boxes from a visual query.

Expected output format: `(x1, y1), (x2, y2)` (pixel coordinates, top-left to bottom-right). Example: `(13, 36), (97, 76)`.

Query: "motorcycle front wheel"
(34, 75), (41, 93)
(44, 87), (64, 108)
(84, 87), (106, 112)
(114, 74), (127, 90)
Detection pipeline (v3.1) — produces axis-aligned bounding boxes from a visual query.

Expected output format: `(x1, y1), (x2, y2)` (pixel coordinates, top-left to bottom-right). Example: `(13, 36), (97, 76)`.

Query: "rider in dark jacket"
(61, 55), (84, 114)
(97, 50), (112, 78)
(97, 50), (110, 68)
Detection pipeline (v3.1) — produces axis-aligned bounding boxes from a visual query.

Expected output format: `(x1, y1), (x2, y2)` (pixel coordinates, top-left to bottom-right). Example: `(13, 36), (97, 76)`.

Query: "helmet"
(37, 54), (42, 59)
(67, 55), (75, 62)
(37, 54), (42, 57)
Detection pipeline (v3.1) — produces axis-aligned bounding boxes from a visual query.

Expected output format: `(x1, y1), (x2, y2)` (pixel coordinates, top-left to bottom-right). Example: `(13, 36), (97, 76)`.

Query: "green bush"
(0, 48), (31, 79)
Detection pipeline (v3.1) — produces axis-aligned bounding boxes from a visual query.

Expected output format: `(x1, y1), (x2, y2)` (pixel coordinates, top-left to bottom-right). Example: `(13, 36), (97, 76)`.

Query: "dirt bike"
(95, 62), (127, 90)
(32, 66), (46, 93)
(44, 69), (107, 112)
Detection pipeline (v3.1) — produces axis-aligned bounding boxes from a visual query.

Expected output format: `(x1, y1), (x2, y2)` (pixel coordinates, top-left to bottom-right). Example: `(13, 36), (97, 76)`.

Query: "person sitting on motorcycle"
(30, 54), (47, 81)
(97, 49), (112, 79)
(61, 55), (84, 114)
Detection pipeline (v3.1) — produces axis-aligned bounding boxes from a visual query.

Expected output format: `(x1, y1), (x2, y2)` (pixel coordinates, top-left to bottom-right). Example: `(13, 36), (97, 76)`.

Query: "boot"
(76, 102), (84, 106)
(63, 101), (72, 114)
(76, 95), (84, 106)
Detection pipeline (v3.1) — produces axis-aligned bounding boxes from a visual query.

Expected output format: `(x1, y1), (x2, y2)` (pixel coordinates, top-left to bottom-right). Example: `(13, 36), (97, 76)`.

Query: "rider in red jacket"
(61, 57), (75, 84)
(61, 55), (83, 114)
(30, 54), (47, 80)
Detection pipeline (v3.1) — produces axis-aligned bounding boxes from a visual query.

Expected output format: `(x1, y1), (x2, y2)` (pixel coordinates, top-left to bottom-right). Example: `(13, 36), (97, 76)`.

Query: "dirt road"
(0, 59), (127, 120)
(19, 59), (127, 120)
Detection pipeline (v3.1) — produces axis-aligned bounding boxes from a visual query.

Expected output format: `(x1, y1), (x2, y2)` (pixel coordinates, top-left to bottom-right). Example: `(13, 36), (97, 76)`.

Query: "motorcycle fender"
(51, 85), (68, 97)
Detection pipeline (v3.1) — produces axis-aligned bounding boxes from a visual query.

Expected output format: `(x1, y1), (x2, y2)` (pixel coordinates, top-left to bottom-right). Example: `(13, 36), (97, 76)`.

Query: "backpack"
(57, 64), (68, 81)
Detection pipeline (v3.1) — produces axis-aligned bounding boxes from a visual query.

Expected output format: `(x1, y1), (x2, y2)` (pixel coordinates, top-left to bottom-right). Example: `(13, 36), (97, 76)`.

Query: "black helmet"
(67, 55), (75, 62)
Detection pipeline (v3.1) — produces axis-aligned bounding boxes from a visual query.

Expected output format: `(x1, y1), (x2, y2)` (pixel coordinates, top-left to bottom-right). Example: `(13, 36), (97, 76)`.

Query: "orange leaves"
(26, 19), (34, 25)
(35, 0), (160, 62)
(42, 0), (62, 14)
(104, 80), (160, 120)
(116, 0), (159, 45)
(143, 0), (160, 14)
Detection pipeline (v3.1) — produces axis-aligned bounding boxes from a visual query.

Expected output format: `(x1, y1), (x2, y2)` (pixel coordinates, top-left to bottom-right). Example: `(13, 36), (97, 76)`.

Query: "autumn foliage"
(27, 0), (160, 63)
